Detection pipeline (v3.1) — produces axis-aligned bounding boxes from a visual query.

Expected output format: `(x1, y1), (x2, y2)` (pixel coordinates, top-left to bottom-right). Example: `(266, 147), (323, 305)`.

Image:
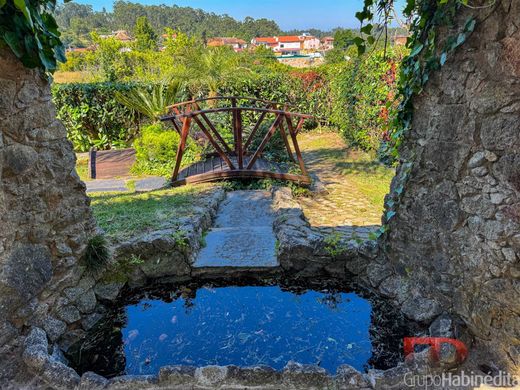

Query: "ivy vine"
(0, 0), (67, 73)
(355, 0), (479, 240)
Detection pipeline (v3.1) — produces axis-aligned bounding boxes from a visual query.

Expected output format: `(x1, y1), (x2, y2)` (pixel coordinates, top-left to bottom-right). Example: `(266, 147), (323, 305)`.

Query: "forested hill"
(56, 1), (322, 47)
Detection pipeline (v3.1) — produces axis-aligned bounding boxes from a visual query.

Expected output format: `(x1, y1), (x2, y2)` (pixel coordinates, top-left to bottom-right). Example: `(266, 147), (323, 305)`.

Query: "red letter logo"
(404, 337), (468, 364)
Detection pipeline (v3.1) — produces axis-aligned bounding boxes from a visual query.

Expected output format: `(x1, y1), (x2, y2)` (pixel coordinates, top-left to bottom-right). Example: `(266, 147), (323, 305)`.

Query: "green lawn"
(299, 129), (394, 211)
(339, 151), (394, 209)
(76, 155), (89, 182)
(89, 185), (215, 242)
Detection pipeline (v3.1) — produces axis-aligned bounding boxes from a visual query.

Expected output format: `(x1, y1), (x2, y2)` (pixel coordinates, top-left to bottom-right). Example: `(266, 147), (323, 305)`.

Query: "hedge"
(51, 83), (140, 152)
(52, 56), (401, 155)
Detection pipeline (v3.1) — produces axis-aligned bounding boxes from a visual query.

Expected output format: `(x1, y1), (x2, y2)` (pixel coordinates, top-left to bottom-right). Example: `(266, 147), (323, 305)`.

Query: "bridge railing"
(160, 96), (313, 186)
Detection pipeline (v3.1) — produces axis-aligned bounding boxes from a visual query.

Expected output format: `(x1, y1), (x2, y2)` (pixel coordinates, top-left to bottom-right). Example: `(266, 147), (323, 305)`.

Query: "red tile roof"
(254, 37), (277, 44)
(208, 37), (246, 47)
(113, 30), (132, 41)
(277, 35), (304, 43)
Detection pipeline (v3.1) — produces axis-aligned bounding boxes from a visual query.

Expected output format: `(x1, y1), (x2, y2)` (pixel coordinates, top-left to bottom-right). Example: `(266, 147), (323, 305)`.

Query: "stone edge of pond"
(272, 187), (380, 279)
(27, 187), (226, 360)
(271, 187), (448, 326)
(19, 186), (472, 389)
(110, 186), (227, 285)
(23, 326), (444, 390)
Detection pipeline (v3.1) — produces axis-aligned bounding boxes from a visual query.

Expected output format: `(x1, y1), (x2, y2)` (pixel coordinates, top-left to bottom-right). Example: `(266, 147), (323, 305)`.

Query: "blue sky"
(74, 0), (402, 30)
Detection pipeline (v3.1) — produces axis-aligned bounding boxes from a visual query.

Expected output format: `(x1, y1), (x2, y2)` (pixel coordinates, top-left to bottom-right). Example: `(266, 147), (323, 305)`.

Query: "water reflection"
(68, 281), (411, 377)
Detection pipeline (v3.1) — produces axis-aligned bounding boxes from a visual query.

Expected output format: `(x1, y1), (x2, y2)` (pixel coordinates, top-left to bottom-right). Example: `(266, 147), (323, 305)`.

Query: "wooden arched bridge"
(160, 96), (313, 187)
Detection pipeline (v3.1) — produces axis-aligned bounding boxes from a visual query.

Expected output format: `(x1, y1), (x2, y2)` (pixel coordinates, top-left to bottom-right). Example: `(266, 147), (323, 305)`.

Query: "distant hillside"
(55, 1), (288, 46)
(54, 1), (349, 48)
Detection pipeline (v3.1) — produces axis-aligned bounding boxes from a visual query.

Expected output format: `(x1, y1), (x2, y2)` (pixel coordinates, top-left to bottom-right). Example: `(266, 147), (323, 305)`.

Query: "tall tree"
(134, 16), (157, 51)
(333, 28), (356, 50)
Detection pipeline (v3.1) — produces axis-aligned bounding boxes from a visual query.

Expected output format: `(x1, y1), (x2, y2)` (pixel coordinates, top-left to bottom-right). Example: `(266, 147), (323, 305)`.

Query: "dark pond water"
(68, 280), (413, 377)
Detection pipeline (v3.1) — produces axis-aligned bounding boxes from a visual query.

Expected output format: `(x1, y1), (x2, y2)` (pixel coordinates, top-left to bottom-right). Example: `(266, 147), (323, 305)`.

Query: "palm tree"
(181, 46), (250, 98)
(115, 81), (182, 122)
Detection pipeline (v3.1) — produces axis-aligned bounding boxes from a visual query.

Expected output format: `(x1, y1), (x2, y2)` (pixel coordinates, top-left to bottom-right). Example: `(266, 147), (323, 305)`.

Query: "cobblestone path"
(297, 131), (390, 240)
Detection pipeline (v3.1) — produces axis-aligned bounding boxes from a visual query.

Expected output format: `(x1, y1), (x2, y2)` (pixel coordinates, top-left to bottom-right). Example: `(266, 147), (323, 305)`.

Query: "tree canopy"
(133, 16), (157, 51)
(54, 1), (288, 46)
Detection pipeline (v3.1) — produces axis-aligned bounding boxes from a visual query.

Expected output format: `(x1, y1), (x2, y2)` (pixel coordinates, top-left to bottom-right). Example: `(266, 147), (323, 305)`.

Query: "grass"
(89, 184), (215, 242)
(76, 155), (89, 182)
(299, 128), (394, 210)
(53, 71), (92, 83)
(340, 151), (394, 208)
(83, 234), (111, 273)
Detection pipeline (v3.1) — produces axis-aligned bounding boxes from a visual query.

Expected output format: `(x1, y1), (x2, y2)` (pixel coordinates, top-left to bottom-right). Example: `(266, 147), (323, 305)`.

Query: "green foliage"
(133, 15), (157, 51)
(162, 28), (196, 57)
(183, 46), (247, 95)
(52, 82), (140, 151)
(0, 0), (65, 73)
(329, 48), (403, 151)
(324, 231), (348, 257)
(171, 229), (189, 252)
(333, 28), (357, 50)
(325, 48), (348, 64)
(83, 235), (111, 273)
(350, 0), (478, 240)
(90, 32), (129, 82)
(115, 81), (181, 121)
(131, 123), (202, 177)
(54, 0), (283, 45)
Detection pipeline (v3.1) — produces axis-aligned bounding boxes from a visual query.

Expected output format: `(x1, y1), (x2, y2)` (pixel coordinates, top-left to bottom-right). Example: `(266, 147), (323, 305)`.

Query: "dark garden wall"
(0, 49), (95, 382)
(385, 0), (519, 368)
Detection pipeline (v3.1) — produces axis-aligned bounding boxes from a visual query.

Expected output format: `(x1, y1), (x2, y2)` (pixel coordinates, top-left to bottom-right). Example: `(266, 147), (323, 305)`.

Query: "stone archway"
(0, 0), (518, 386)
(0, 48), (95, 383)
(382, 0), (519, 370)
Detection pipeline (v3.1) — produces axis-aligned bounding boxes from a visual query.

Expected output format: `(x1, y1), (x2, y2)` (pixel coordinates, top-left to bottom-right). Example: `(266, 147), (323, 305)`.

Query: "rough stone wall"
(385, 0), (519, 368)
(0, 49), (95, 382)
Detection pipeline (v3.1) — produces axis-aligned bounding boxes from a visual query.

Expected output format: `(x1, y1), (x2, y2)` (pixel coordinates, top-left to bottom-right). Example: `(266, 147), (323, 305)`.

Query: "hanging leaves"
(0, 0), (65, 73)
(351, 0), (478, 241)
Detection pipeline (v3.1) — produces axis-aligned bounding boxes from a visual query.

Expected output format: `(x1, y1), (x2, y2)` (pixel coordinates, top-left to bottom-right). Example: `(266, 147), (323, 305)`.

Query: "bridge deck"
(172, 155), (310, 187)
(161, 96), (313, 187)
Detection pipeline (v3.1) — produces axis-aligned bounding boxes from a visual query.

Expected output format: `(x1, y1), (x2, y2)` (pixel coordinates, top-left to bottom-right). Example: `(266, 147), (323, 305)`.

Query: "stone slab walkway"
(194, 191), (278, 268)
(297, 131), (386, 240)
(85, 177), (167, 193)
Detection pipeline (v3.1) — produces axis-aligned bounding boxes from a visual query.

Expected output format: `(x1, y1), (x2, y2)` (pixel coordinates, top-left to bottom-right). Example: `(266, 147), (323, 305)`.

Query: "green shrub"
(131, 123), (202, 177)
(53, 51), (402, 159)
(328, 48), (404, 152)
(52, 82), (140, 152)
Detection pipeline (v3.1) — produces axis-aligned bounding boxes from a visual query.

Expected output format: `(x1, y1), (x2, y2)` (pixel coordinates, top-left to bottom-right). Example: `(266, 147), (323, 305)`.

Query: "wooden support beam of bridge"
(161, 96), (313, 187)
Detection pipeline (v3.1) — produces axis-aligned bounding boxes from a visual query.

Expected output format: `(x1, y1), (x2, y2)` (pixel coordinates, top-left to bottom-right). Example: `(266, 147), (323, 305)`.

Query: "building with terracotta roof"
(321, 36), (334, 51)
(252, 34), (326, 55)
(301, 34), (321, 52)
(100, 30), (134, 43)
(207, 37), (247, 52)
(251, 36), (278, 49)
(252, 35), (306, 55)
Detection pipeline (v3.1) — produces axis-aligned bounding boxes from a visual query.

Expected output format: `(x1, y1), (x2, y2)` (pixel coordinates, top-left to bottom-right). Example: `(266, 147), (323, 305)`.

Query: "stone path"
(194, 191), (278, 268)
(85, 177), (167, 193)
(297, 131), (383, 240)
